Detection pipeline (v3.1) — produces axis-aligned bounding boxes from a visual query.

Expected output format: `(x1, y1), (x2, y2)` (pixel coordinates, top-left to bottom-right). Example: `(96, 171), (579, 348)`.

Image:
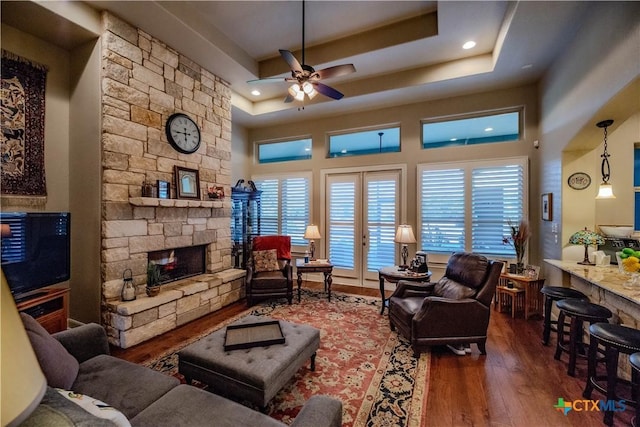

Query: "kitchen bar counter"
(544, 259), (640, 327)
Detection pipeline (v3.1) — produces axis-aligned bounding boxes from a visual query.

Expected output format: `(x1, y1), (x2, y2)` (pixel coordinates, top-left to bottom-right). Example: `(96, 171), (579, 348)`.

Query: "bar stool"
(554, 299), (612, 376)
(540, 286), (588, 345)
(630, 352), (640, 427)
(583, 323), (640, 426)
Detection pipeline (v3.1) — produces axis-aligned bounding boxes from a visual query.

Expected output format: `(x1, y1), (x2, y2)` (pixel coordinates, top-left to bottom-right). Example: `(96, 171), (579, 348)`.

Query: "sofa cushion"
(433, 277), (476, 300)
(72, 354), (179, 420)
(253, 249), (280, 272)
(21, 386), (117, 427)
(131, 385), (286, 427)
(21, 313), (79, 389)
(252, 235), (291, 259)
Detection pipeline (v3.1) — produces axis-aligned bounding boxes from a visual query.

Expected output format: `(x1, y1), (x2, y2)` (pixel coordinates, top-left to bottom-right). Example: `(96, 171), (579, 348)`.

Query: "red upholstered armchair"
(246, 236), (293, 306)
(388, 252), (503, 356)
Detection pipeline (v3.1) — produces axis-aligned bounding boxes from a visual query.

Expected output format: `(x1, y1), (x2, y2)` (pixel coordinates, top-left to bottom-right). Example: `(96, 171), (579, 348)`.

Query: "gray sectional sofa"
(20, 314), (342, 427)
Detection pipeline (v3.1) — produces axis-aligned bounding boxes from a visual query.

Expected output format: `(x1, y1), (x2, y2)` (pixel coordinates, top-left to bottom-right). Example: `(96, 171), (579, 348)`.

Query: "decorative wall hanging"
(1, 50), (48, 203)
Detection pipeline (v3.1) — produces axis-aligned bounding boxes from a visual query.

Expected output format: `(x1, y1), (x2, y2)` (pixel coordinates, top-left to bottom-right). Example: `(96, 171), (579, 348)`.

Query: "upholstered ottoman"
(178, 315), (320, 409)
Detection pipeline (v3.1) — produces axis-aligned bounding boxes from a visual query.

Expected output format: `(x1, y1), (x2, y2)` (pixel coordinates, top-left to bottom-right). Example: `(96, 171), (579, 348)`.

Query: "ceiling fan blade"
(284, 94), (294, 103)
(279, 49), (303, 73)
(314, 64), (356, 80)
(314, 82), (344, 100)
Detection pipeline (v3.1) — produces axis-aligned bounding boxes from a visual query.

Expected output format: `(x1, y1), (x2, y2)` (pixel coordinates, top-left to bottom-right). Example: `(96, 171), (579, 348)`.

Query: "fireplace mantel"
(129, 197), (227, 209)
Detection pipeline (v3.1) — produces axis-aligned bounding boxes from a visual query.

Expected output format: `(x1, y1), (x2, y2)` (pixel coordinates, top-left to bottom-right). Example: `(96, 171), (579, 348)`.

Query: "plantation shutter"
(254, 179), (279, 236)
(471, 164), (524, 256)
(281, 177), (310, 246)
(328, 180), (356, 269)
(419, 168), (465, 253)
(366, 177), (397, 271)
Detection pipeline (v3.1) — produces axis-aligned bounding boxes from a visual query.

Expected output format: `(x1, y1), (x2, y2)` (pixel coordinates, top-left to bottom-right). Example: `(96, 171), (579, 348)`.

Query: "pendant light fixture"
(595, 119), (615, 199)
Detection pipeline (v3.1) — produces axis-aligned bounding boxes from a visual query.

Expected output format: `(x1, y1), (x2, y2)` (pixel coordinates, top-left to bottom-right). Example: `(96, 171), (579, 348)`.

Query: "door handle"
(363, 234), (367, 246)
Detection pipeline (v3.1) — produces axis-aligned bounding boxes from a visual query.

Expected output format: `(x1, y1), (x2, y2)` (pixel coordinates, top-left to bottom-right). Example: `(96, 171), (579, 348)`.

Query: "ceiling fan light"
(288, 83), (301, 97)
(294, 90), (305, 102)
(307, 89), (318, 100)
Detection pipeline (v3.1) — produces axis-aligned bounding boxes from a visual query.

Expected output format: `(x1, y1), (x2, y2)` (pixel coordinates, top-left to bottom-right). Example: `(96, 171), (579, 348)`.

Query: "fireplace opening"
(148, 245), (206, 285)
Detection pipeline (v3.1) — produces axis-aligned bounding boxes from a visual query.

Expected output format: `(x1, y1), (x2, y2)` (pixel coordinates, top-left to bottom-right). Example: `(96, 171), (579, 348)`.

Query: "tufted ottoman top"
(178, 315), (320, 391)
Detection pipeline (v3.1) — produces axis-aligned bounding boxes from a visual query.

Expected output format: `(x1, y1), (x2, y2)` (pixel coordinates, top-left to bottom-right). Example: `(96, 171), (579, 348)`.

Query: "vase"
(146, 286), (160, 297)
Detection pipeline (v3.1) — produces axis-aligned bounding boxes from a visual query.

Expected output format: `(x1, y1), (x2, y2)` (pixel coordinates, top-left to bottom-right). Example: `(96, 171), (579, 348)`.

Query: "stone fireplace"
(148, 245), (206, 285)
(99, 13), (245, 349)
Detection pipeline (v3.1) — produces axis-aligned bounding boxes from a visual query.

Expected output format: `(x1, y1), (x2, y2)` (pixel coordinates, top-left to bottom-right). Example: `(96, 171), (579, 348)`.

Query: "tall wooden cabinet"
(231, 180), (262, 268)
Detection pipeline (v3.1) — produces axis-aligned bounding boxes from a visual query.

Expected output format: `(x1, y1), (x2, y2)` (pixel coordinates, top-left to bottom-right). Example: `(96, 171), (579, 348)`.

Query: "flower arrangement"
(502, 219), (531, 269)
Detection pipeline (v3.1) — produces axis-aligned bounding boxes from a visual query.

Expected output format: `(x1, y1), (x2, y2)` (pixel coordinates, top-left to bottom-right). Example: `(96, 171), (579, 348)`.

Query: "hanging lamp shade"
(595, 119), (616, 199)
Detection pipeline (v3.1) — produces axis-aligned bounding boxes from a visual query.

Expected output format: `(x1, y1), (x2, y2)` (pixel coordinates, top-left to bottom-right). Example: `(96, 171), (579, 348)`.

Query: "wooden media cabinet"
(17, 287), (69, 333)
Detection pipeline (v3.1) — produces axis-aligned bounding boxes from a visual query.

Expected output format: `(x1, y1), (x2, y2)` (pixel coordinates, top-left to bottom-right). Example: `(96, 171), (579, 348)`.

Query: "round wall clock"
(567, 172), (591, 190)
(166, 113), (201, 154)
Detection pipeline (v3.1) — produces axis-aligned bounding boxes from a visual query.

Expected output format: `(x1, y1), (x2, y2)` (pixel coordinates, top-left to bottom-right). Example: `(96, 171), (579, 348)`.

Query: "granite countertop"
(545, 259), (640, 304)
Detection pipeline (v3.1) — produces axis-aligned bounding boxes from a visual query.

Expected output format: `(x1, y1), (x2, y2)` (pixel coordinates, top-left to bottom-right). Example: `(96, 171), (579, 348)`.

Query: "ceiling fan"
(248, 0), (356, 104)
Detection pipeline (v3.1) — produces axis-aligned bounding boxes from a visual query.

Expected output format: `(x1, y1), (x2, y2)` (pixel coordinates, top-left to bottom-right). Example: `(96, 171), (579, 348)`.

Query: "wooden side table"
(296, 259), (333, 302)
(499, 274), (545, 319)
(495, 286), (526, 318)
(378, 266), (432, 315)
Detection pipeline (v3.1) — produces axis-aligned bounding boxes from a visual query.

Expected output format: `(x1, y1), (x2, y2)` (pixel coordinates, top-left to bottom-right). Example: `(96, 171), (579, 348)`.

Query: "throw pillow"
(55, 389), (131, 427)
(253, 249), (280, 272)
(20, 313), (79, 389)
(433, 277), (476, 300)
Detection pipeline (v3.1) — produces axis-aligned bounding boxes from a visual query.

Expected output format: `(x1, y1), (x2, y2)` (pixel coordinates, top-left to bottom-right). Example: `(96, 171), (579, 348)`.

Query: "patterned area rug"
(144, 289), (430, 426)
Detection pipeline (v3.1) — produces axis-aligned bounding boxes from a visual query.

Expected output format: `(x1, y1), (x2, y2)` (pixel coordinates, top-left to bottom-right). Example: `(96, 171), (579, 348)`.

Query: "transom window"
(256, 138), (311, 164)
(418, 157), (527, 258)
(328, 126), (400, 158)
(422, 110), (521, 149)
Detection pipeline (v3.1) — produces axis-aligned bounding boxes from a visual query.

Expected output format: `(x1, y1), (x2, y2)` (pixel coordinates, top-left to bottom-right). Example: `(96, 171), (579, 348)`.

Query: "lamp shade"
(395, 225), (416, 244)
(0, 224), (12, 238)
(303, 225), (321, 240)
(596, 183), (616, 199)
(1, 270), (46, 426)
(568, 227), (605, 246)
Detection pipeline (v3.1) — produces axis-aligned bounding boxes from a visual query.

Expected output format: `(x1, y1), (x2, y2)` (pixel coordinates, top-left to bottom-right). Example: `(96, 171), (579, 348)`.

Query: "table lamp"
(395, 224), (416, 271)
(1, 270), (47, 426)
(303, 224), (321, 260)
(568, 227), (605, 265)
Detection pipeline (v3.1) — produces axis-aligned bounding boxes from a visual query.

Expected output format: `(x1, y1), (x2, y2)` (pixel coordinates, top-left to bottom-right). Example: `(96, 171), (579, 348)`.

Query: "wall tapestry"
(1, 50), (48, 201)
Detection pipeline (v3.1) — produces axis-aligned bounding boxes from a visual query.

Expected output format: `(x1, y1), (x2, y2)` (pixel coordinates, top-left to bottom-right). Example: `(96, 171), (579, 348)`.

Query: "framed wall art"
(541, 193), (552, 221)
(157, 180), (170, 199)
(174, 166), (200, 199)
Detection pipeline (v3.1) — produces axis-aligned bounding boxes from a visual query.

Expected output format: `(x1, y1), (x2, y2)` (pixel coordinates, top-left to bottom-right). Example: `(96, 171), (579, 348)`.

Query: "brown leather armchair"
(245, 235), (293, 306)
(389, 252), (503, 356)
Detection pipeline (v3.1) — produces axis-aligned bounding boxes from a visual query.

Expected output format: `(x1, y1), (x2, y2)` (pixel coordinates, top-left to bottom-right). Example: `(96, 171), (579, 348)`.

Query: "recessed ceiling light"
(521, 64), (533, 69)
(304, 147), (311, 151)
(341, 149), (347, 154)
(484, 127), (493, 132)
(251, 89), (261, 96)
(462, 41), (476, 50)
(450, 138), (457, 141)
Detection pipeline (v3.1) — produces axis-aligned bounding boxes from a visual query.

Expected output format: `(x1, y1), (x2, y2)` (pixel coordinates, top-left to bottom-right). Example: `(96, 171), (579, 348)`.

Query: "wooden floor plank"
(111, 282), (634, 426)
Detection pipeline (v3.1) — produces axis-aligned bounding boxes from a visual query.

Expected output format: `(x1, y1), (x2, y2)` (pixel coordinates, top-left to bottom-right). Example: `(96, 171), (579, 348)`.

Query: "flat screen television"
(0, 212), (71, 300)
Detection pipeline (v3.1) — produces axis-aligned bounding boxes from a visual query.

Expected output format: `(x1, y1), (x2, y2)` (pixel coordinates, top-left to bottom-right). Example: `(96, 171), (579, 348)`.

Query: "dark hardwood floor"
(112, 282), (634, 426)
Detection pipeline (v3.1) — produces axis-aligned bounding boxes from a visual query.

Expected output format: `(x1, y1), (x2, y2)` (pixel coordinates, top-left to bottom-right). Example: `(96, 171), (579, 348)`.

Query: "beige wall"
(248, 84), (541, 268)
(539, 1), (640, 278)
(1, 23), (71, 212)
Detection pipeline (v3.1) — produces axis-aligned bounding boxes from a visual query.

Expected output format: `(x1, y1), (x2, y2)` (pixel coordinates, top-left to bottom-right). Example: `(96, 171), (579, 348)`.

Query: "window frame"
(420, 107), (524, 149)
(417, 156), (529, 263)
(254, 136), (312, 164)
(327, 123), (401, 158)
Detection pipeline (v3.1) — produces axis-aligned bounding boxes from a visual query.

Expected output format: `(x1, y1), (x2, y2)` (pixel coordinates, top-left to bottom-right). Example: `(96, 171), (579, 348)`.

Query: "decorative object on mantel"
(595, 119), (616, 199)
(207, 185), (225, 199)
(503, 219), (530, 274)
(569, 227), (605, 265)
(157, 180), (170, 199)
(567, 172), (591, 190)
(1, 50), (48, 205)
(394, 224), (416, 271)
(121, 268), (136, 301)
(146, 263), (163, 297)
(174, 166), (200, 199)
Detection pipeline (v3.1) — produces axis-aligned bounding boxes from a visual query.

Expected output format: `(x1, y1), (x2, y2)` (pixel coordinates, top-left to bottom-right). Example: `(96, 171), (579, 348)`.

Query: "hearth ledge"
(129, 197), (226, 208)
(108, 269), (247, 316)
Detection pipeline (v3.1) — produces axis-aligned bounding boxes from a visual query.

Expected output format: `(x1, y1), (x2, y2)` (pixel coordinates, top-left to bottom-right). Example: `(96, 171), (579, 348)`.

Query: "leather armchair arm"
(283, 261), (293, 281)
(246, 264), (254, 284)
(390, 280), (435, 299)
(413, 297), (490, 337)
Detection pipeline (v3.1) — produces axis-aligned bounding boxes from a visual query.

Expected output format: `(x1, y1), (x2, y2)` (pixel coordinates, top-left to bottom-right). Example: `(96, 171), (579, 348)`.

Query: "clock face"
(166, 113), (201, 154)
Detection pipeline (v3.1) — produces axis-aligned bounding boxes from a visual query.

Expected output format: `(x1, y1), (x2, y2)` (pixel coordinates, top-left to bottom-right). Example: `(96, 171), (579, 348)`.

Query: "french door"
(325, 169), (401, 285)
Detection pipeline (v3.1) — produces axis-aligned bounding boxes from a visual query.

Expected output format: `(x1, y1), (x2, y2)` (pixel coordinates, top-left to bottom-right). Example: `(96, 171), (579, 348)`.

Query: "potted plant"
(146, 263), (163, 297)
(503, 219), (530, 274)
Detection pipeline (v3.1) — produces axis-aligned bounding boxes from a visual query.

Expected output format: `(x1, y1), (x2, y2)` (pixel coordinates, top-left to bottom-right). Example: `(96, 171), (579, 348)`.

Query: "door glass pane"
(366, 177), (397, 271)
(328, 181), (356, 269)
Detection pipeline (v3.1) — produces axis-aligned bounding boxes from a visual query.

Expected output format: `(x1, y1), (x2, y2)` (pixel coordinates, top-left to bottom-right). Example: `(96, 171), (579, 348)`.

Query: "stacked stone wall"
(99, 12), (241, 347)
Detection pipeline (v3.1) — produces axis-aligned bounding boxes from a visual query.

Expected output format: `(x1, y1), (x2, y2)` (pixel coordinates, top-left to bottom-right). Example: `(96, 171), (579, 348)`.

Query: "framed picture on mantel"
(175, 166), (200, 199)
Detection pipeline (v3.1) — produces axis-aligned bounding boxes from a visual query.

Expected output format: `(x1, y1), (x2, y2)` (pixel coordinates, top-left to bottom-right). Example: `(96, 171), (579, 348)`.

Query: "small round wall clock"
(166, 113), (201, 154)
(568, 172), (591, 190)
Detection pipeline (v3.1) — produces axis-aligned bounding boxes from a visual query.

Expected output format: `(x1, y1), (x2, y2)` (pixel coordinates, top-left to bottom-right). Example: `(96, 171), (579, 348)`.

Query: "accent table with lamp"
(394, 224), (416, 271)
